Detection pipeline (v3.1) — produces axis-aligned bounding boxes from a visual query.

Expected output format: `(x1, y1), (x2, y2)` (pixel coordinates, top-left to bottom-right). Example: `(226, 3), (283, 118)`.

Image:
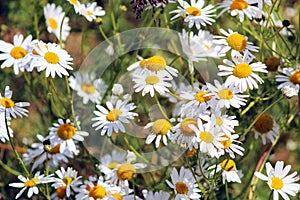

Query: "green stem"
(123, 136), (148, 164)
(33, 0), (39, 39)
(225, 181), (230, 200)
(0, 159), (22, 176)
(45, 153), (50, 200)
(154, 94), (169, 120)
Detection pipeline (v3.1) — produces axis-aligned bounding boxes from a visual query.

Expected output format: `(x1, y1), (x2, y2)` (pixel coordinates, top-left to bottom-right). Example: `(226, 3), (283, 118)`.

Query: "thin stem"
(33, 0), (40, 39)
(45, 153), (50, 200)
(123, 136), (148, 164)
(154, 94), (169, 120)
(0, 159), (22, 176)
(225, 181), (230, 200)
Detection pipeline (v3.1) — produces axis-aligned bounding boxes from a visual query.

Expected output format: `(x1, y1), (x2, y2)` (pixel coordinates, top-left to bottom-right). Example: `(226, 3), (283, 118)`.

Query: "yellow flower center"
(220, 134), (231, 149)
(111, 193), (123, 200)
(186, 148), (197, 157)
(205, 44), (211, 49)
(69, 0), (78, 5)
(175, 182), (189, 195)
(289, 71), (300, 85)
(49, 144), (61, 154)
(63, 177), (73, 186)
(199, 131), (214, 143)
(230, 0), (248, 10)
(152, 119), (172, 135)
(44, 52), (59, 64)
(57, 124), (76, 140)
(106, 109), (122, 122)
(117, 163), (136, 180)
(185, 6), (201, 16)
(56, 186), (67, 198)
(254, 113), (274, 134)
(89, 186), (107, 199)
(10, 46), (27, 59)
(217, 89), (233, 100)
(221, 159), (236, 171)
(81, 83), (96, 94)
(24, 177), (38, 187)
(108, 161), (120, 170)
(216, 117), (223, 126)
(145, 75), (159, 85)
(195, 91), (211, 103)
(271, 177), (283, 190)
(233, 63), (252, 78)
(48, 17), (58, 29)
(226, 33), (247, 52)
(180, 118), (197, 136)
(87, 10), (93, 16)
(1, 98), (15, 108)
(140, 56), (167, 71)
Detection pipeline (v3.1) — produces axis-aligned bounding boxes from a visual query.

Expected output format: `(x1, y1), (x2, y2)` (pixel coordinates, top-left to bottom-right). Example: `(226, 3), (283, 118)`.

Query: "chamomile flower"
(0, 112), (13, 143)
(127, 55), (178, 78)
(211, 159), (242, 183)
(276, 67), (300, 93)
(189, 119), (225, 158)
(132, 71), (172, 97)
(44, 3), (71, 41)
(9, 172), (54, 199)
(218, 51), (268, 92)
(145, 119), (172, 148)
(255, 161), (300, 200)
(69, 72), (108, 104)
(79, 2), (106, 22)
(31, 41), (73, 78)
(166, 167), (201, 200)
(48, 118), (89, 154)
(217, 0), (259, 22)
(0, 34), (33, 74)
(52, 167), (82, 198)
(67, 0), (81, 14)
(281, 85), (298, 98)
(206, 80), (248, 109)
(254, 113), (279, 145)
(92, 100), (138, 136)
(218, 132), (245, 158)
(214, 29), (259, 55)
(142, 190), (171, 200)
(169, 0), (216, 30)
(0, 86), (30, 119)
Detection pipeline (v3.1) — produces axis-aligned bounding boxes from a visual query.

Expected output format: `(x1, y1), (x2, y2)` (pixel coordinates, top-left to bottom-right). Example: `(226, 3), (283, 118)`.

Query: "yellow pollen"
(56, 186), (67, 198)
(57, 124), (76, 140)
(180, 118), (197, 136)
(120, 5), (127, 12)
(24, 178), (38, 187)
(195, 91), (211, 102)
(217, 89), (233, 100)
(185, 6), (201, 16)
(81, 83), (96, 94)
(1, 98), (15, 108)
(48, 17), (58, 29)
(140, 56), (167, 71)
(87, 10), (93, 16)
(108, 161), (120, 170)
(289, 71), (300, 85)
(175, 182), (189, 194)
(111, 193), (123, 200)
(200, 131), (214, 143)
(63, 177), (73, 186)
(145, 75), (159, 85)
(152, 119), (172, 135)
(49, 144), (61, 154)
(226, 33), (247, 52)
(216, 117), (223, 126)
(221, 159), (236, 171)
(254, 113), (274, 134)
(106, 109), (122, 122)
(89, 186), (107, 199)
(44, 52), (59, 64)
(271, 177), (283, 190)
(10, 46), (27, 59)
(230, 0), (248, 10)
(117, 163), (136, 180)
(233, 63), (252, 78)
(220, 134), (231, 149)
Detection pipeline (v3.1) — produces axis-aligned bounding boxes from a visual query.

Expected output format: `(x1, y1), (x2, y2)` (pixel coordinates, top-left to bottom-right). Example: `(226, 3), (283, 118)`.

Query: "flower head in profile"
(145, 118), (172, 148)
(276, 67), (300, 94)
(79, 2), (106, 22)
(210, 159), (242, 183)
(67, 0), (81, 13)
(255, 161), (300, 200)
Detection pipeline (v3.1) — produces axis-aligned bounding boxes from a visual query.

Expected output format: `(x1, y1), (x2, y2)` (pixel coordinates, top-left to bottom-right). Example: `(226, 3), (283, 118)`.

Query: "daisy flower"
(276, 67), (300, 93)
(0, 34), (33, 74)
(218, 51), (268, 92)
(30, 41), (73, 78)
(67, 0), (81, 14)
(169, 0), (216, 30)
(9, 171), (54, 199)
(218, 132), (245, 158)
(206, 80), (248, 109)
(189, 119), (225, 158)
(92, 100), (138, 136)
(253, 113), (279, 145)
(142, 190), (171, 200)
(44, 3), (70, 41)
(255, 161), (300, 200)
(0, 86), (30, 119)
(144, 119), (172, 148)
(166, 167), (201, 200)
(69, 72), (108, 104)
(217, 0), (259, 22)
(48, 118), (89, 154)
(132, 71), (172, 97)
(79, 2), (106, 22)
(281, 85), (298, 98)
(214, 29), (259, 55)
(210, 159), (242, 183)
(127, 55), (178, 78)
(52, 167), (82, 198)
(0, 112), (13, 143)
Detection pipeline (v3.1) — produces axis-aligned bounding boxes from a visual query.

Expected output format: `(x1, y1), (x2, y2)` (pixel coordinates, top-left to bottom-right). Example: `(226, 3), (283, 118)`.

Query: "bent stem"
(154, 94), (169, 120)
